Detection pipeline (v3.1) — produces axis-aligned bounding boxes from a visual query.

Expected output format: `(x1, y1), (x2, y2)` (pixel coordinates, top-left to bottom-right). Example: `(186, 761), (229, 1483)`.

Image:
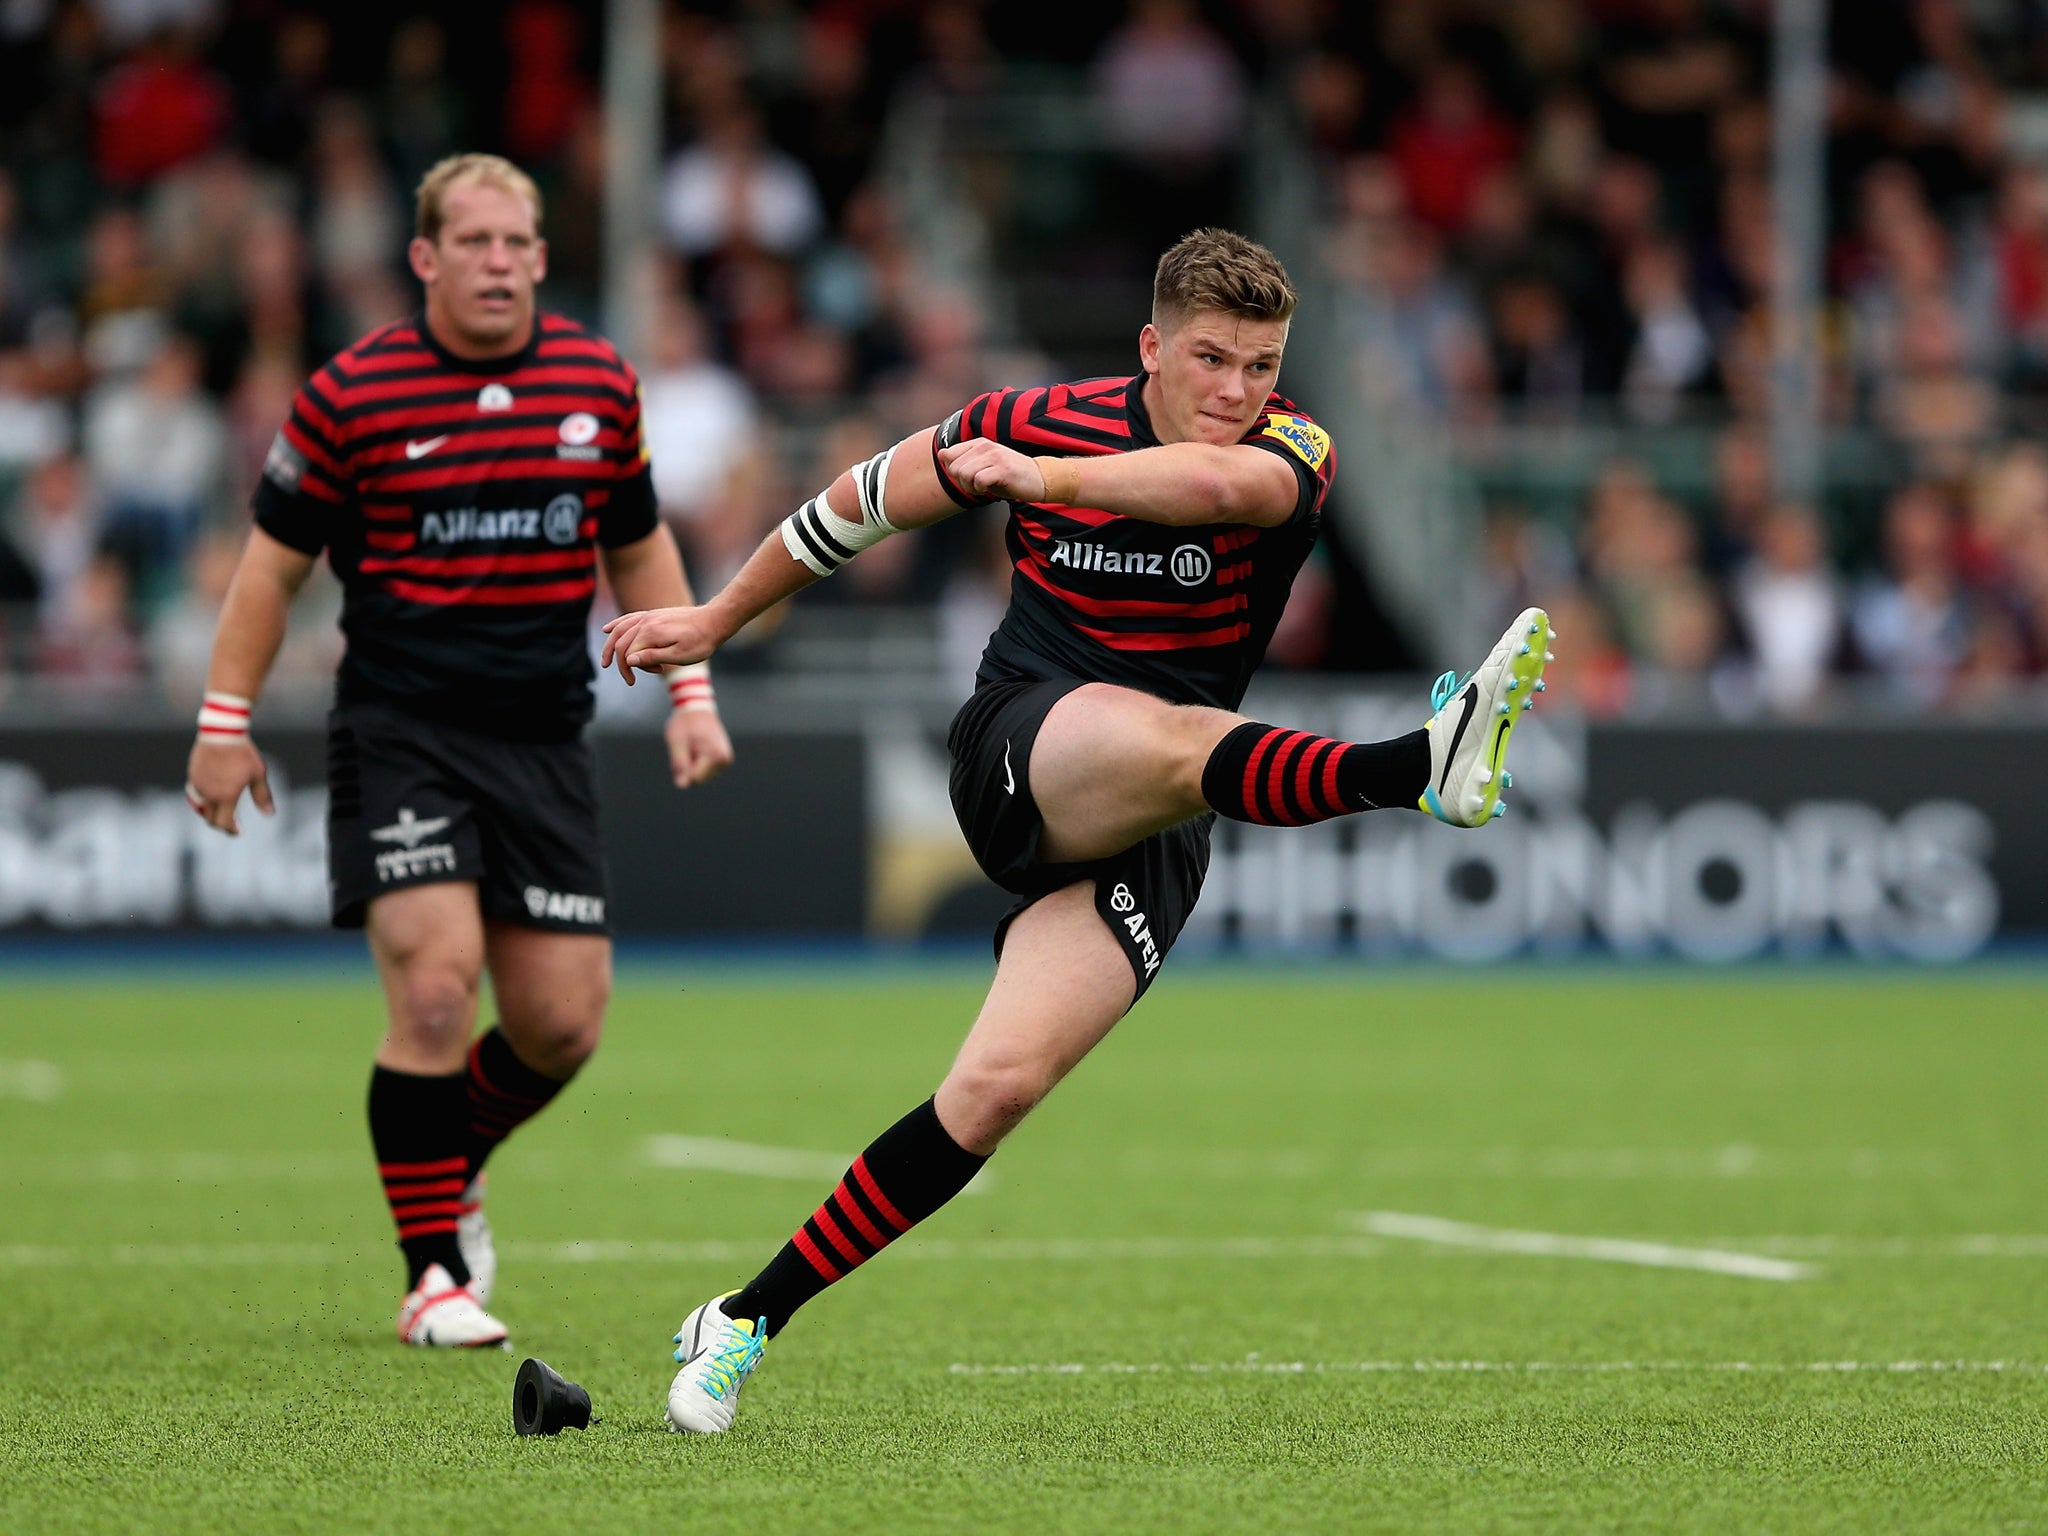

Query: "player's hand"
(184, 736), (275, 837)
(664, 705), (734, 790)
(601, 605), (719, 683)
(937, 439), (1046, 503)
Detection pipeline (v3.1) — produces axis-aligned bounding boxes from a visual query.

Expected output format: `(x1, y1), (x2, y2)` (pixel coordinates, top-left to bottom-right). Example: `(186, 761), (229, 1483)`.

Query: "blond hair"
(1152, 229), (1297, 329)
(414, 153), (544, 243)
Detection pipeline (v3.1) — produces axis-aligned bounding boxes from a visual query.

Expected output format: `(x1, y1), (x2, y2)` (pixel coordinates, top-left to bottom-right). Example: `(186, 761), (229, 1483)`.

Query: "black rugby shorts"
(326, 697), (611, 933)
(946, 675), (1211, 1000)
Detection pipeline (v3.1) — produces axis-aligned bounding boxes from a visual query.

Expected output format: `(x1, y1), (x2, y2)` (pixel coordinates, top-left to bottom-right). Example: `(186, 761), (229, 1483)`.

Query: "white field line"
(949, 1359), (2048, 1377)
(1356, 1211), (1815, 1282)
(641, 1136), (853, 1181)
(0, 1060), (63, 1101)
(1113, 1146), (1955, 1181)
(640, 1135), (994, 1194)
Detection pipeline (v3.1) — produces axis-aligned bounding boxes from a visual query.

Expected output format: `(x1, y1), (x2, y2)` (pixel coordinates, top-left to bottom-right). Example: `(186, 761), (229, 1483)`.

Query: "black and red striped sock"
(720, 1098), (987, 1336)
(368, 1065), (471, 1287)
(466, 1026), (567, 1175)
(1200, 721), (1429, 825)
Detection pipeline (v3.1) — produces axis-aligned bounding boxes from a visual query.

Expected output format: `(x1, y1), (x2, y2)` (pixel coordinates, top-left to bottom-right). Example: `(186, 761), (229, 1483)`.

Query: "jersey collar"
(1123, 371), (1161, 447)
(416, 311), (543, 375)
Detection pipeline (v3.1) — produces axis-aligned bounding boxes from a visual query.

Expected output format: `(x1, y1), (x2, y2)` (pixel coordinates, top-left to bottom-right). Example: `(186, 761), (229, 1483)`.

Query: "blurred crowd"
(5, 0), (2048, 717)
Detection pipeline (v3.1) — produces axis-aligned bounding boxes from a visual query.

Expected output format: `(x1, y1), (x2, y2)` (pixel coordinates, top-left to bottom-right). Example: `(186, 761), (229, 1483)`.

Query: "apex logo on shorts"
(1047, 539), (1210, 588)
(525, 885), (606, 925)
(370, 808), (457, 883)
(1108, 883), (1162, 976)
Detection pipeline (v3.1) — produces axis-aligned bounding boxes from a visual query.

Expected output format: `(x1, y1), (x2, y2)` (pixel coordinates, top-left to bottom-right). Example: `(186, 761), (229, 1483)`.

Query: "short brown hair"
(1152, 229), (1297, 329)
(414, 153), (544, 242)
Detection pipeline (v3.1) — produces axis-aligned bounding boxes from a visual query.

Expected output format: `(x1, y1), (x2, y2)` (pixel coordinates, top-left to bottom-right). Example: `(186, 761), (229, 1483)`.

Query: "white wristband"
(665, 662), (715, 715)
(196, 691), (253, 740)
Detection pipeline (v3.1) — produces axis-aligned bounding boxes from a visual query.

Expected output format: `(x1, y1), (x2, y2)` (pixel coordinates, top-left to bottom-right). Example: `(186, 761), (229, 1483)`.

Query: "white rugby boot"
(396, 1263), (510, 1349)
(665, 1294), (766, 1434)
(1420, 607), (1554, 828)
(455, 1173), (496, 1306)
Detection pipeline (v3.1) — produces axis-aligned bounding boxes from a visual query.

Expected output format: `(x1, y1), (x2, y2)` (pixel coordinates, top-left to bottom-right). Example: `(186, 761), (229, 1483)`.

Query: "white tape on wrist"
(196, 691), (253, 740)
(665, 661), (715, 714)
(779, 446), (900, 577)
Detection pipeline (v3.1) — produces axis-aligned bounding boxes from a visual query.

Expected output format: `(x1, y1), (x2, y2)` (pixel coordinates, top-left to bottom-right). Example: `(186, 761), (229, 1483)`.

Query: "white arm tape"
(779, 446), (900, 577)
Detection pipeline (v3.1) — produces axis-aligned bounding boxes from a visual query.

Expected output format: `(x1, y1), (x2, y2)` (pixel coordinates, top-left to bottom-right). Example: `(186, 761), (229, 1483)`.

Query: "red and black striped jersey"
(253, 312), (658, 740)
(935, 373), (1336, 710)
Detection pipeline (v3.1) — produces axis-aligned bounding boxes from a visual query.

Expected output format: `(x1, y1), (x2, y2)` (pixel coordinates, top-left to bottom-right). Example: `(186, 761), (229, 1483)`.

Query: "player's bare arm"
(937, 436), (1299, 527)
(603, 425), (965, 680)
(600, 524), (735, 788)
(184, 526), (316, 836)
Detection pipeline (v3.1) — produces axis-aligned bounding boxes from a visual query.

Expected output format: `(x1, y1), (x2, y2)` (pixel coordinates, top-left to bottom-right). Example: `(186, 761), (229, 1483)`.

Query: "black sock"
(1201, 721), (1429, 825)
(368, 1065), (471, 1287)
(466, 1026), (568, 1175)
(721, 1098), (987, 1336)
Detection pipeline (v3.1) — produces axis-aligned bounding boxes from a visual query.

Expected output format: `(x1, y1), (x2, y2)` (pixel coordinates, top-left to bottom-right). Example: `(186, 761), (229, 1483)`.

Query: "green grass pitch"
(2, 962), (2045, 1534)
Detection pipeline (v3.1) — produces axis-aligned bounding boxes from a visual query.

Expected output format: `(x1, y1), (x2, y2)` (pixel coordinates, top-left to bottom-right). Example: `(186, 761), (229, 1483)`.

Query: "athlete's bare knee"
(390, 962), (477, 1055)
(509, 1010), (602, 1080)
(499, 973), (608, 1079)
(938, 1055), (1056, 1153)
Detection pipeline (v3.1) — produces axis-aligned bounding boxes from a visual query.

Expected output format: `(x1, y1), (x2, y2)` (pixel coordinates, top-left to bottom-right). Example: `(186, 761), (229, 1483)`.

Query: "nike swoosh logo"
(404, 435), (450, 459)
(1438, 684), (1478, 793)
(1002, 741), (1015, 795)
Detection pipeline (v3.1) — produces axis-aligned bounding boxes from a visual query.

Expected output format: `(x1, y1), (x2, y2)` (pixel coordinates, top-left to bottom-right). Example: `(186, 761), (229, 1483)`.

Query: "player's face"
(409, 180), (547, 357)
(1139, 309), (1289, 446)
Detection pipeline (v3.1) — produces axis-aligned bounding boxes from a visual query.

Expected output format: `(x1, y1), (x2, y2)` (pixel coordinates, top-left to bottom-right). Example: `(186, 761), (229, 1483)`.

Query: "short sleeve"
(597, 373), (659, 547)
(250, 377), (351, 555)
(930, 389), (1018, 508)
(1242, 408), (1336, 523)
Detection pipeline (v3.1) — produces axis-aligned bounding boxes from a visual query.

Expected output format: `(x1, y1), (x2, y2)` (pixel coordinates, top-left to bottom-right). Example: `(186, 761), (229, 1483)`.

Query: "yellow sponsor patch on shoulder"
(1258, 412), (1330, 471)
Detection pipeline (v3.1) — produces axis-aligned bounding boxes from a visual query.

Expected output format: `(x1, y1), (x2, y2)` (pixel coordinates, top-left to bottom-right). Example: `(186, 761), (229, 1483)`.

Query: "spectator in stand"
(91, 26), (231, 190)
(76, 204), (170, 377)
(1731, 504), (1842, 715)
(1579, 458), (1703, 664)
(1876, 294), (2000, 483)
(1850, 483), (1974, 709)
(502, 0), (590, 165)
(0, 351), (71, 470)
(12, 451), (98, 631)
(1491, 271), (1585, 414)
(81, 331), (224, 598)
(37, 550), (143, 696)
(780, 14), (885, 226)
(660, 100), (826, 261)
(1337, 211), (1491, 421)
(642, 292), (758, 532)
(1995, 159), (2048, 393)
(1090, 0), (1247, 252)
(307, 101), (405, 329)
(1620, 236), (1712, 422)
(1387, 59), (1519, 237)
(379, 17), (464, 191)
(1703, 423), (1773, 577)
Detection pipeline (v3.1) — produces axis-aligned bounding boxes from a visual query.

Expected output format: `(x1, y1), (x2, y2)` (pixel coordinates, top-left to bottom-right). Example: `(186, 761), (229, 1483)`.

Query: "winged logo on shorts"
(370, 808), (453, 849)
